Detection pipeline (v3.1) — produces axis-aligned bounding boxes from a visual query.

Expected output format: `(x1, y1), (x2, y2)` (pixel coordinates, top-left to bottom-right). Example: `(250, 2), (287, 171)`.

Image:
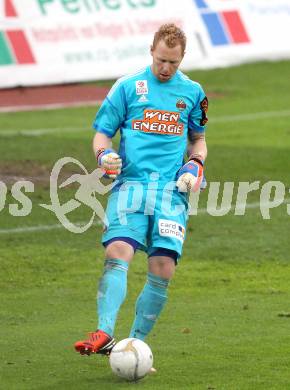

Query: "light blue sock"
(97, 258), (129, 336)
(129, 273), (169, 340)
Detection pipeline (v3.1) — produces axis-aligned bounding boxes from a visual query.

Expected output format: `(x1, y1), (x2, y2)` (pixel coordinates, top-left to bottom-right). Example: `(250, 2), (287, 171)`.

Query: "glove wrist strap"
(188, 156), (204, 167)
(96, 148), (115, 164)
(96, 148), (105, 159)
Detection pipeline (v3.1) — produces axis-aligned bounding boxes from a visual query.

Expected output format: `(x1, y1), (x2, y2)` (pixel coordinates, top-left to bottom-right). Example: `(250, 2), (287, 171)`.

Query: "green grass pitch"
(0, 60), (290, 389)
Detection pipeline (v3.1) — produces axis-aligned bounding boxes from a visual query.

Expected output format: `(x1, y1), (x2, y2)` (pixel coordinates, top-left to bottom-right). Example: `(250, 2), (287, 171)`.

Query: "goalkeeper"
(75, 23), (208, 356)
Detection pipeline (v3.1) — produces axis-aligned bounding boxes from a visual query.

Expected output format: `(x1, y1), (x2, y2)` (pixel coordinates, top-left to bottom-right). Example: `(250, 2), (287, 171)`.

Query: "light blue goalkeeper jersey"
(93, 66), (208, 188)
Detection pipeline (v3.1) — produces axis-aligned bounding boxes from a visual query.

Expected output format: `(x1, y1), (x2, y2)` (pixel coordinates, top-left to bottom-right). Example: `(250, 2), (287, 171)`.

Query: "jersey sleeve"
(188, 85), (208, 135)
(93, 81), (127, 138)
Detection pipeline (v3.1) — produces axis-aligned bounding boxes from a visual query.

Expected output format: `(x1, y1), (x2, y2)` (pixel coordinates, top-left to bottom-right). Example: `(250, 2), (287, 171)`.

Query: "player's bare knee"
(148, 256), (176, 279)
(105, 241), (134, 262)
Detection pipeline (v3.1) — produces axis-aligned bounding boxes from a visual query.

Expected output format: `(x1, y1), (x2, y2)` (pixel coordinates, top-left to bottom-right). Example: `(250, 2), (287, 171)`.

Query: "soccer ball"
(109, 338), (153, 381)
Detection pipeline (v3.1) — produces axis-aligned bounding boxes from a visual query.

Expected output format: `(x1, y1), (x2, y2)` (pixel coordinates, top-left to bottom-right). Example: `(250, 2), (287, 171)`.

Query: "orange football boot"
(74, 330), (116, 356)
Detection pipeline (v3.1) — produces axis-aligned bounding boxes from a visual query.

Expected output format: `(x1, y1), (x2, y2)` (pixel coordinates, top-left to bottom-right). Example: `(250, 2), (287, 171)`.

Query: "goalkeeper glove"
(96, 148), (122, 179)
(176, 157), (205, 192)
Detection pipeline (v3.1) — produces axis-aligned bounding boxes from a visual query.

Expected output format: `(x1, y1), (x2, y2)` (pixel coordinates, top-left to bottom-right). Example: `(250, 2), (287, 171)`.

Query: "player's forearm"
(93, 132), (113, 155)
(187, 134), (207, 162)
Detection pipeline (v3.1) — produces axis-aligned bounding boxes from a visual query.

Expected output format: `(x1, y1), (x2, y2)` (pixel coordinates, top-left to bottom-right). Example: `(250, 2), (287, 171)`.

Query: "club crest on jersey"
(176, 99), (186, 111)
(136, 80), (148, 95)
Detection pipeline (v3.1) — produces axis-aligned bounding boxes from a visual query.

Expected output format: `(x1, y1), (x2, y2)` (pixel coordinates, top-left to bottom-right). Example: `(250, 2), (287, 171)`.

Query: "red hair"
(152, 24), (186, 55)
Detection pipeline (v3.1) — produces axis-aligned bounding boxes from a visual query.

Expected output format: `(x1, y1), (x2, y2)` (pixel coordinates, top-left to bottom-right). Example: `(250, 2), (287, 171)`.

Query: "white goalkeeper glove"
(176, 158), (205, 192)
(96, 148), (122, 179)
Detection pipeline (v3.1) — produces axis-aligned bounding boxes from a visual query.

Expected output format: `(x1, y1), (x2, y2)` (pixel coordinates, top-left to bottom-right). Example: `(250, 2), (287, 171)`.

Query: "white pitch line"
(0, 127), (87, 136)
(0, 100), (102, 113)
(210, 109), (290, 123)
(0, 220), (102, 234)
(0, 109), (289, 137)
(0, 222), (70, 234)
(0, 198), (289, 235)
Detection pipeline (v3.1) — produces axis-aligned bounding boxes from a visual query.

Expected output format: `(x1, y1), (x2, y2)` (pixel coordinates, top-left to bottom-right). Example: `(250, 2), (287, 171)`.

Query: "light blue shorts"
(102, 184), (188, 259)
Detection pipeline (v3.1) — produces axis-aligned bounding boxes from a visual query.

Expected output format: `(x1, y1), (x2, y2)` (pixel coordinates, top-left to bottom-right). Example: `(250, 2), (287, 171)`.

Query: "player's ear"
(150, 45), (154, 56)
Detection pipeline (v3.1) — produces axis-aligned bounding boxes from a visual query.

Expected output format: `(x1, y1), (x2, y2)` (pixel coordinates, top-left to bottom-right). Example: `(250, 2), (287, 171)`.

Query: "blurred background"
(1, 0), (290, 88)
(1, 1), (290, 389)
